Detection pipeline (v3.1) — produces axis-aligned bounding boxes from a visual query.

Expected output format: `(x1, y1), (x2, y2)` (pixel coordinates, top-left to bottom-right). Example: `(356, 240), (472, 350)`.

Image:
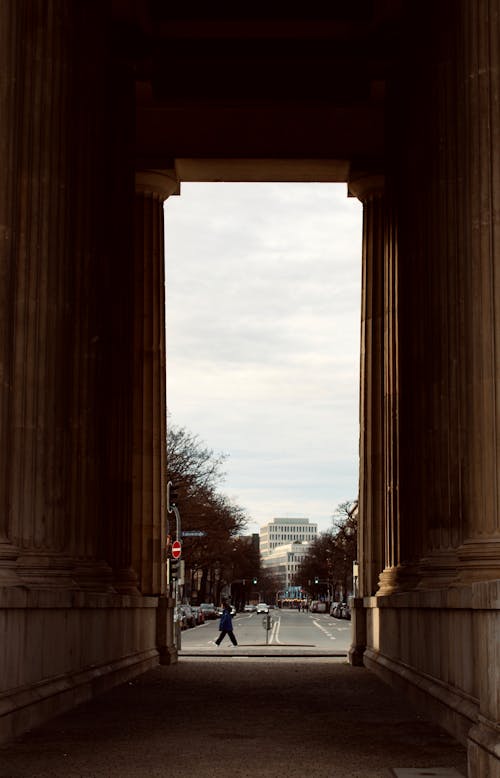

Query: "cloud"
(165, 182), (362, 533)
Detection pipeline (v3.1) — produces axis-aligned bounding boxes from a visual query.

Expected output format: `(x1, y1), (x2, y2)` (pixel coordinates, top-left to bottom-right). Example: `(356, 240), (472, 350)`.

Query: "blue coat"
(219, 609), (233, 631)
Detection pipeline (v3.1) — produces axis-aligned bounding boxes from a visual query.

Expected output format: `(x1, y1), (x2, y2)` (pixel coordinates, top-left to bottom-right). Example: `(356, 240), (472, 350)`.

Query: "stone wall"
(0, 589), (159, 743)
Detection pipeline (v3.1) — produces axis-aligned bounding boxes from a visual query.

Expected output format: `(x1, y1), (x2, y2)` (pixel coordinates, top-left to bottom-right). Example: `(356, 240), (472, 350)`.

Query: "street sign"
(181, 530), (207, 538)
(171, 540), (182, 559)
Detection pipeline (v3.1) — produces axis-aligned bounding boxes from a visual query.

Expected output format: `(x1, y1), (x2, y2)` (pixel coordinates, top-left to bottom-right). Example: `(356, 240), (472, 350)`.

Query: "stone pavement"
(0, 658), (467, 778)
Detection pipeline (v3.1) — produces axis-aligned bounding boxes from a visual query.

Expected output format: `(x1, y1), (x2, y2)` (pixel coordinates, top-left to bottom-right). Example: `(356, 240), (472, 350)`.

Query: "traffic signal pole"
(167, 483), (182, 649)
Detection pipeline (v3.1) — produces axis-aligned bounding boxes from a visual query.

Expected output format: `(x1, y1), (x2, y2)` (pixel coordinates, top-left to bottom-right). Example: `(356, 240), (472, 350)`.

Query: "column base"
(348, 596), (366, 666)
(112, 566), (141, 595)
(457, 538), (500, 583)
(416, 551), (460, 589)
(376, 563), (421, 595)
(0, 542), (22, 586)
(16, 554), (77, 588)
(156, 594), (178, 665)
(73, 559), (116, 593)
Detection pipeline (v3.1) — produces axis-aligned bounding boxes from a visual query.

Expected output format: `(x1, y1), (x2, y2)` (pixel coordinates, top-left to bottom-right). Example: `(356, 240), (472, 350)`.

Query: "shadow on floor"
(0, 658), (467, 778)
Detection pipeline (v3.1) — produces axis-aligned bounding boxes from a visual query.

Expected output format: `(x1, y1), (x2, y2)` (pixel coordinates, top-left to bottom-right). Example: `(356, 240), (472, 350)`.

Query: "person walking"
(215, 601), (238, 646)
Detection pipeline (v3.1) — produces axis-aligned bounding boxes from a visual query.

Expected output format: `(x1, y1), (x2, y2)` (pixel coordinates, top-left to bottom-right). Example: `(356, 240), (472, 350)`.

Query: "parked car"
(330, 601), (350, 619)
(174, 606), (189, 630)
(256, 603), (269, 614)
(190, 605), (205, 625)
(244, 604), (257, 612)
(341, 603), (351, 620)
(199, 602), (217, 619)
(310, 600), (327, 613)
(179, 604), (195, 628)
(216, 604), (236, 616)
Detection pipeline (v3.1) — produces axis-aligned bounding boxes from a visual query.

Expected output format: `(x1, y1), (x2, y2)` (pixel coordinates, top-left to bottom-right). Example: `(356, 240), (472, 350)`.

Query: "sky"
(164, 182), (362, 536)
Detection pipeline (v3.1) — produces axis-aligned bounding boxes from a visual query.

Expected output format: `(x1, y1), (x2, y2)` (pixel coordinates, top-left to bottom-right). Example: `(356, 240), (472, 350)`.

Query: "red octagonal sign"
(171, 540), (182, 560)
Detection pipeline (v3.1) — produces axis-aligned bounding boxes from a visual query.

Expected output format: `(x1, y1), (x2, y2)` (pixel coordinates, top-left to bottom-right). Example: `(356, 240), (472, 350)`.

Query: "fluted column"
(0, 1), (22, 584)
(0, 2), (103, 588)
(0, 1), (120, 591)
(406, 3), (465, 588)
(458, 0), (500, 582)
(350, 175), (387, 597)
(381, 197), (401, 590)
(133, 171), (179, 595)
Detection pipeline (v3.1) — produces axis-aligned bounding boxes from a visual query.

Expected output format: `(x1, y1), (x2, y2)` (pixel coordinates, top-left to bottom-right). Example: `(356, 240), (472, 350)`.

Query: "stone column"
(392, 6), (467, 589)
(457, 0), (500, 583)
(0, 1), (114, 589)
(0, 2), (125, 592)
(349, 176), (387, 597)
(380, 196), (401, 592)
(0, 0), (22, 584)
(133, 171), (179, 596)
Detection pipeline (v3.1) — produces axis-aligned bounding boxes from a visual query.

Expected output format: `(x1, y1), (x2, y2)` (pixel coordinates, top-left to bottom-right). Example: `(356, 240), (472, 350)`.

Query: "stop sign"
(171, 540), (182, 560)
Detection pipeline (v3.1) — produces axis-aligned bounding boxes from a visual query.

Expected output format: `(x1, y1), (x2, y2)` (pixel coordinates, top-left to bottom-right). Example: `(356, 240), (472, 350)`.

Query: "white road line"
(312, 619), (336, 640)
(274, 616), (282, 644)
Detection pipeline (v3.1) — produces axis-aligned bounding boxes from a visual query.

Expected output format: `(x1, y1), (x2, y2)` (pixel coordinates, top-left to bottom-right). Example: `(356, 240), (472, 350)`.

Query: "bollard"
(263, 613), (273, 644)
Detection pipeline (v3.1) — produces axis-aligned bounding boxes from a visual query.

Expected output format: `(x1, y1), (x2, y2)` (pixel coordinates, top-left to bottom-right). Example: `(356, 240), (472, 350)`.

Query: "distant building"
(259, 518), (317, 591)
(261, 541), (311, 589)
(260, 517), (317, 557)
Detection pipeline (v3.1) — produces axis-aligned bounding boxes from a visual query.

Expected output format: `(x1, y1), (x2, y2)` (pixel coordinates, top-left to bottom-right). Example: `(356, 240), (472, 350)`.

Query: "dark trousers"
(215, 630), (238, 646)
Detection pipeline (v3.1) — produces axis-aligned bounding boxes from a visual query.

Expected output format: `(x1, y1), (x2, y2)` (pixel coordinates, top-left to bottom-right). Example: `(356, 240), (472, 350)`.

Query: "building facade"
(261, 542), (311, 590)
(260, 518), (317, 556)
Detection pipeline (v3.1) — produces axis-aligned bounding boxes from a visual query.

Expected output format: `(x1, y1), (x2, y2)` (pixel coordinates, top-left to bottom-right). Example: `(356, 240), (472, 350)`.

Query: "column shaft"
(352, 178), (386, 596)
(401, 3), (465, 587)
(383, 201), (400, 575)
(0, 1), (117, 590)
(133, 172), (179, 595)
(389, 4), (469, 590)
(458, 0), (500, 580)
(0, 0), (22, 581)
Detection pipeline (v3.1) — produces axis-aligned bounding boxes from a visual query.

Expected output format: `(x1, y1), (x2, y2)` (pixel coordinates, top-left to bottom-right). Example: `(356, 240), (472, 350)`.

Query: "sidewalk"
(0, 658), (467, 778)
(180, 643), (348, 657)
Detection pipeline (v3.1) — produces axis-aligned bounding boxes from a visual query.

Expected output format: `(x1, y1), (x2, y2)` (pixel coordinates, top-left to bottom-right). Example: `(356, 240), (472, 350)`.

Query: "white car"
(256, 603), (269, 614)
(216, 604), (236, 616)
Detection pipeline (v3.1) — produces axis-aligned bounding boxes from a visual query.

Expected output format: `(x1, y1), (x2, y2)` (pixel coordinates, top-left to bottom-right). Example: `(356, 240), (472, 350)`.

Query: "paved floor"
(0, 658), (467, 778)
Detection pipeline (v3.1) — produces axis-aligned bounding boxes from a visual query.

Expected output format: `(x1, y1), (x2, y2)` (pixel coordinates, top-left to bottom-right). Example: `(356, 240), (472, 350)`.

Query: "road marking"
(312, 619), (337, 640)
(274, 616), (282, 644)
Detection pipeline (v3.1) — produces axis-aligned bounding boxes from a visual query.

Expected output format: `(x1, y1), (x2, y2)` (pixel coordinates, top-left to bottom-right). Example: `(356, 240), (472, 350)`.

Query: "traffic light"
(168, 558), (179, 583)
(314, 576), (319, 584)
(252, 577), (258, 585)
(168, 559), (185, 585)
(167, 482), (179, 513)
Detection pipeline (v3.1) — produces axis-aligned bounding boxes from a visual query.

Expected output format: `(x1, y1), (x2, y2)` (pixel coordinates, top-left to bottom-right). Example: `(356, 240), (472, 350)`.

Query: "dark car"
(190, 605), (205, 625)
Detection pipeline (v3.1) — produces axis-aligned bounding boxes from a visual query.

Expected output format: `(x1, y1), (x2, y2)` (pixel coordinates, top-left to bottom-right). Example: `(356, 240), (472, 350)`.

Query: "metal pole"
(173, 505), (181, 543)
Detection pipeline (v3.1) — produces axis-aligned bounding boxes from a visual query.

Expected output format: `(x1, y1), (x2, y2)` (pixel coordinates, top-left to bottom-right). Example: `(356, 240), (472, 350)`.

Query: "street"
(180, 607), (352, 654)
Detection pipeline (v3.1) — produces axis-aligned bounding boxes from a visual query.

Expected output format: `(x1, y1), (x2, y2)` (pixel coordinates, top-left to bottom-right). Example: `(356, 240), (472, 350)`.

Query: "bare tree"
(166, 419), (249, 602)
(294, 500), (358, 601)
